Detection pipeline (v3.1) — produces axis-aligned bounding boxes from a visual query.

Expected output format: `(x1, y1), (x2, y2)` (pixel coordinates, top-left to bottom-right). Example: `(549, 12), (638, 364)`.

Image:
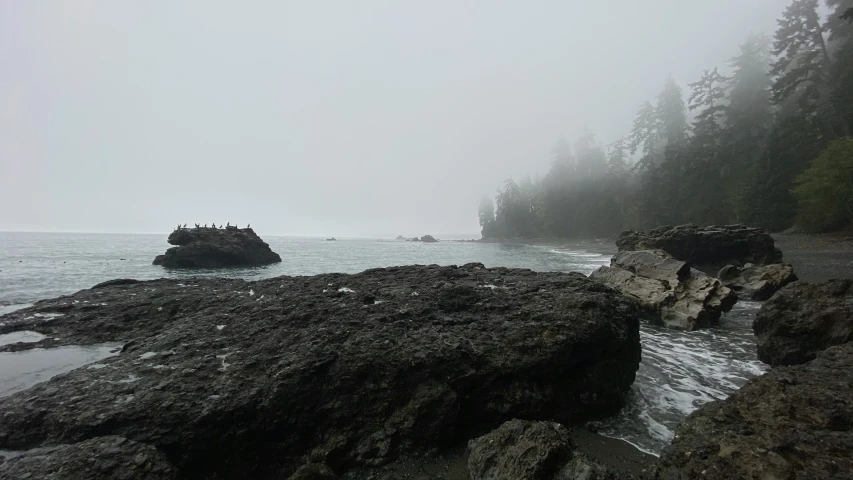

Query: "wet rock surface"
(287, 463), (339, 480)
(590, 250), (736, 330)
(467, 419), (632, 480)
(754, 279), (853, 366)
(617, 225), (783, 271)
(717, 263), (797, 301)
(0, 264), (640, 479)
(152, 226), (281, 268)
(467, 419), (573, 480)
(655, 342), (853, 480)
(0, 436), (177, 480)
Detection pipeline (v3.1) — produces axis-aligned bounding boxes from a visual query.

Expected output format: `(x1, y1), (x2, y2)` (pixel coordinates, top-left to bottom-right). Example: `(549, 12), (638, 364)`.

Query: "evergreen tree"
(629, 101), (660, 170)
(771, 0), (849, 136)
(574, 127), (607, 178)
(478, 196), (497, 238)
(682, 68), (729, 224)
(656, 75), (690, 149)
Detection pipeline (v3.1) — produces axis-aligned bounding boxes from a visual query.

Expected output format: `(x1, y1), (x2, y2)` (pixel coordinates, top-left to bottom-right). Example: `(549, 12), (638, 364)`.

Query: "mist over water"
(0, 232), (765, 455)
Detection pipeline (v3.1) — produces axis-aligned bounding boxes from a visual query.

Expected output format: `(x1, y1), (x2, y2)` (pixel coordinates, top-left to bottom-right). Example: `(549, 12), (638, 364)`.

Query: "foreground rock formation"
(467, 419), (622, 480)
(717, 263), (797, 300)
(590, 250), (737, 330)
(617, 224), (783, 271)
(0, 436), (177, 480)
(655, 342), (853, 480)
(0, 264), (640, 479)
(152, 226), (281, 268)
(753, 279), (853, 366)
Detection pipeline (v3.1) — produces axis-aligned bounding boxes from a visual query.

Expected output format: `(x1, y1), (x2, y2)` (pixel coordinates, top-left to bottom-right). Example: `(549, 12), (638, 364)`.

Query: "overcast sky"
(1, 1), (788, 237)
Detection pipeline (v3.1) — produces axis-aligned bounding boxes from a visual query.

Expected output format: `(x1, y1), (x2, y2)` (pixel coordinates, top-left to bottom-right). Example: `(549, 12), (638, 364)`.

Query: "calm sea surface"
(0, 232), (766, 454)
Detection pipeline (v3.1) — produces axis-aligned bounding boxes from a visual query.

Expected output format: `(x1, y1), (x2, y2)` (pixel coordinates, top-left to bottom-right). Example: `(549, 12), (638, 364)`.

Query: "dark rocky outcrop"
(754, 279), (853, 366)
(152, 227), (281, 268)
(617, 224), (783, 271)
(0, 264), (640, 479)
(395, 235), (405, 240)
(590, 250), (737, 330)
(287, 463), (339, 480)
(655, 342), (853, 480)
(420, 235), (438, 243)
(0, 436), (178, 480)
(467, 419), (624, 480)
(717, 263), (798, 301)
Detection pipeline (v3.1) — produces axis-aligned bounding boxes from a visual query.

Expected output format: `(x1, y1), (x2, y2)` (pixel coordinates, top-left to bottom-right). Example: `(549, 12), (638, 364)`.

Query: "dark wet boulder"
(468, 419), (623, 480)
(152, 226), (281, 268)
(753, 279), (853, 366)
(0, 436), (177, 480)
(287, 463), (338, 480)
(717, 263), (797, 301)
(468, 419), (572, 480)
(0, 264), (640, 479)
(655, 343), (853, 480)
(420, 235), (438, 243)
(617, 224), (782, 271)
(590, 250), (737, 330)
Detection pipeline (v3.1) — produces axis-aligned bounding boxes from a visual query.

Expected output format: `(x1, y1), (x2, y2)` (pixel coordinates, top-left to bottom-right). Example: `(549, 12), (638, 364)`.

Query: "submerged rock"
(753, 279), (853, 366)
(0, 436), (177, 480)
(152, 226), (281, 268)
(717, 263), (797, 300)
(0, 264), (640, 479)
(467, 419), (623, 480)
(655, 342), (853, 480)
(617, 224), (782, 270)
(590, 250), (736, 330)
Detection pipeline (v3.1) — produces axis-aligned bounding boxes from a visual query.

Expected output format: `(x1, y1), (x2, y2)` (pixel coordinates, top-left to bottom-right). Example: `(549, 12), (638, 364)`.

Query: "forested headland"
(478, 0), (853, 240)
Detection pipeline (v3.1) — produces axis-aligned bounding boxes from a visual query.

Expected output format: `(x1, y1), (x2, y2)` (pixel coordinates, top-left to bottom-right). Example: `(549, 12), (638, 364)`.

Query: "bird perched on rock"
(247, 223), (251, 228)
(212, 223), (217, 229)
(195, 223), (200, 228)
(183, 223), (186, 228)
(204, 223), (207, 228)
(227, 222), (230, 227)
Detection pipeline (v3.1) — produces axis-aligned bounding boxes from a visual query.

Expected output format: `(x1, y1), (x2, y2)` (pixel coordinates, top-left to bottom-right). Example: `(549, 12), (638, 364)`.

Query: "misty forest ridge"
(479, 0), (853, 240)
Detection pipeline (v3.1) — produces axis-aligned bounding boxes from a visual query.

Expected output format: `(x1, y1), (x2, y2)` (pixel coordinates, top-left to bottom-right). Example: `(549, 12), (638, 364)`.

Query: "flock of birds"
(174, 222), (250, 230)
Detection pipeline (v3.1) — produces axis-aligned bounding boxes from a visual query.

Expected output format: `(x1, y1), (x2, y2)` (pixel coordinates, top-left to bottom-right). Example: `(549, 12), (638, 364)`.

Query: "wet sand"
(341, 429), (656, 479)
(773, 233), (853, 282)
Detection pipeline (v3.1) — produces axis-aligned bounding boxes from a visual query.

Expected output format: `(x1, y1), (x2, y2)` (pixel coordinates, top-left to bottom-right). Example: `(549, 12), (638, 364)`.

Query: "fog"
(0, 1), (787, 237)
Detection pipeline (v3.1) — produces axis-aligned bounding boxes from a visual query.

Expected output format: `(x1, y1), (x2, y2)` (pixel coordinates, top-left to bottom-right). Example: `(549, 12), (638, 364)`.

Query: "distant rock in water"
(420, 235), (438, 243)
(152, 226), (281, 268)
(395, 235), (405, 240)
(754, 279), (853, 366)
(590, 249), (737, 330)
(617, 224), (783, 271)
(325, 237), (337, 241)
(655, 342), (853, 480)
(0, 264), (640, 479)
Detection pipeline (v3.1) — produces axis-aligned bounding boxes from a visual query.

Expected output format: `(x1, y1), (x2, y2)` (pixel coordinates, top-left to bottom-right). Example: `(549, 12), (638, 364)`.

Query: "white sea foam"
(598, 301), (768, 454)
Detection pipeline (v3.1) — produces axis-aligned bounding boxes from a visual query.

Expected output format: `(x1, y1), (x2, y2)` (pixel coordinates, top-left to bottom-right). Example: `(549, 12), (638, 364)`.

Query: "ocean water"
(0, 232), (766, 455)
